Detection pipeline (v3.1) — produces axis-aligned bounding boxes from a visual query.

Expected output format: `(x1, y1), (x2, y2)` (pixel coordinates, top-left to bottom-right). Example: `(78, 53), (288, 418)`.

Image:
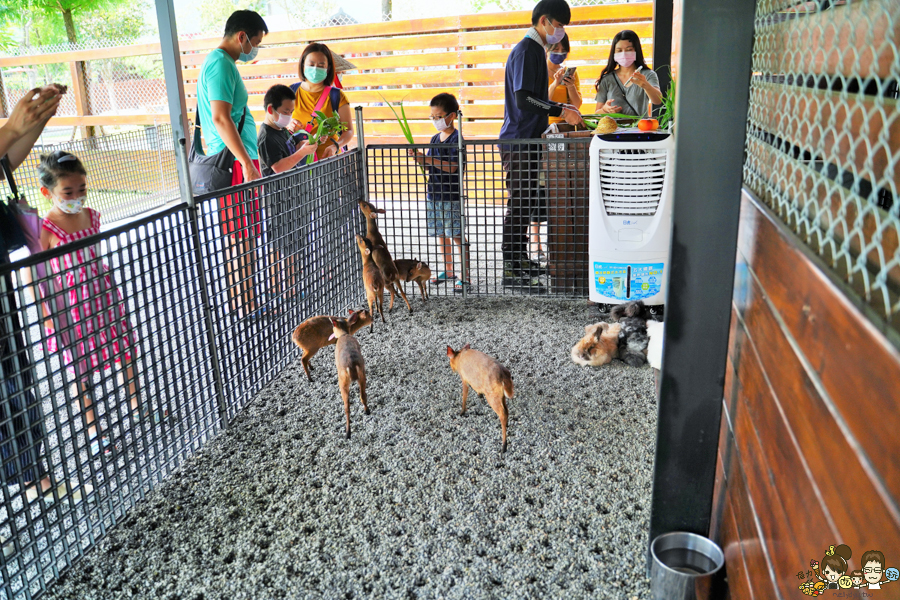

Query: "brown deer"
(394, 259), (431, 302)
(356, 235), (386, 331)
(446, 344), (513, 453)
(291, 308), (373, 382)
(359, 236), (412, 313)
(358, 200), (388, 248)
(330, 315), (368, 439)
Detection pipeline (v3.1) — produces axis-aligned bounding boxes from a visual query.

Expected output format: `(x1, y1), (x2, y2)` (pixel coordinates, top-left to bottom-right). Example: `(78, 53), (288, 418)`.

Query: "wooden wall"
(0, 4), (653, 142)
(710, 191), (900, 599)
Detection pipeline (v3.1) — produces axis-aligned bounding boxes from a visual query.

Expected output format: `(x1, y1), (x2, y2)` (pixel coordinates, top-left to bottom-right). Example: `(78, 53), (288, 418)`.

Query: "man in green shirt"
(197, 10), (268, 318)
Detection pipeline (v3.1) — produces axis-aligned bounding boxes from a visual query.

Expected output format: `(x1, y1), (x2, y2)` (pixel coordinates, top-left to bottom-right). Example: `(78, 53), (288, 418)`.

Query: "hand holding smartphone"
(563, 66), (577, 82)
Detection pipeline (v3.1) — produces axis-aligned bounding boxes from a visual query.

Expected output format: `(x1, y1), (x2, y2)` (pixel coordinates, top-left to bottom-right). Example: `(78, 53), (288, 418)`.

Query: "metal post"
(456, 109), (467, 300)
(154, 0), (230, 427)
(355, 106), (369, 203)
(652, 0), (674, 110)
(647, 0), (756, 564)
(155, 0), (194, 207)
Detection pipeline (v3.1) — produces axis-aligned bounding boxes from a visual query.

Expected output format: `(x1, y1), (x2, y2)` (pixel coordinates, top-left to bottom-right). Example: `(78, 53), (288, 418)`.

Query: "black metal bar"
(652, 0), (674, 104)
(647, 0), (757, 557)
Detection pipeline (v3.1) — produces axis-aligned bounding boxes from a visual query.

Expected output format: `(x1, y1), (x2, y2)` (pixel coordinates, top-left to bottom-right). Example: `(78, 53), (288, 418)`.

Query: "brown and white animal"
(360, 236), (412, 313)
(358, 200), (388, 248)
(355, 235), (386, 331)
(446, 344), (513, 453)
(571, 322), (622, 367)
(394, 259), (431, 302)
(330, 315), (368, 439)
(291, 308), (373, 382)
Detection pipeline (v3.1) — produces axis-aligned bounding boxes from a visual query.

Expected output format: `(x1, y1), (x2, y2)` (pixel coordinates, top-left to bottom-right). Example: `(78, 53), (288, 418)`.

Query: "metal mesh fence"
(743, 0), (900, 331)
(0, 150), (364, 599)
(366, 136), (592, 297)
(5, 125), (178, 227)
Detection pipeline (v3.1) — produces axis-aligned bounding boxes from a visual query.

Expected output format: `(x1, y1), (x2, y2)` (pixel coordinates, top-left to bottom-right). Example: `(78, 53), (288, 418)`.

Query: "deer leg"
(396, 282), (412, 313)
(358, 368), (369, 415)
(301, 349), (318, 382)
(341, 382), (351, 439)
(500, 397), (508, 453)
(460, 381), (469, 416)
(367, 294), (376, 333)
(387, 282), (396, 312)
(376, 291), (386, 323)
(418, 280), (427, 302)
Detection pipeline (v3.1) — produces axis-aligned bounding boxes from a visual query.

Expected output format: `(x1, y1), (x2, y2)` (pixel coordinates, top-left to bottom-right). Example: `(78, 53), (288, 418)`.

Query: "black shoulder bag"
(610, 72), (643, 117)
(188, 106), (247, 195)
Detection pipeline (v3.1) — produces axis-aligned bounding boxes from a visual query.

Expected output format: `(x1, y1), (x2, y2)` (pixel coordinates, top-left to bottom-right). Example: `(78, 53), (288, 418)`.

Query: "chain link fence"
(742, 0), (900, 332)
(4, 124), (179, 227)
(0, 150), (364, 599)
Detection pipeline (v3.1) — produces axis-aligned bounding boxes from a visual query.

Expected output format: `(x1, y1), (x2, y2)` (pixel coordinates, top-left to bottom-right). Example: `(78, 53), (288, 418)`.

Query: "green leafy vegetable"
(305, 110), (349, 164)
(379, 93), (426, 176)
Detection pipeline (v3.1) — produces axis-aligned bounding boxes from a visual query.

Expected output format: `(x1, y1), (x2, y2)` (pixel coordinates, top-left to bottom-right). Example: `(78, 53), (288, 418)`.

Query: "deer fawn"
(291, 308), (373, 382)
(330, 315), (368, 439)
(355, 235), (386, 331)
(394, 259), (431, 302)
(446, 344), (513, 453)
(359, 236), (412, 313)
(358, 200), (388, 248)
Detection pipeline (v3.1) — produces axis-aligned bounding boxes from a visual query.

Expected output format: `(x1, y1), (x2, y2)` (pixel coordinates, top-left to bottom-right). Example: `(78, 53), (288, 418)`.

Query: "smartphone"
(563, 66), (577, 80)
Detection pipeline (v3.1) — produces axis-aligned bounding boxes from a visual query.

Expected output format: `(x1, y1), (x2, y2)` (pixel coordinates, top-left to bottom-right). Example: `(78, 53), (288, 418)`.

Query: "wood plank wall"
(710, 191), (900, 599)
(0, 3), (653, 141)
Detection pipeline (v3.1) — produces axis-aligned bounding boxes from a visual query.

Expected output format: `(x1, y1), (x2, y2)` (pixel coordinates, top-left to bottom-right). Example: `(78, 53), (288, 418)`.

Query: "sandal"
(132, 408), (170, 425)
(454, 279), (471, 293)
(89, 435), (113, 457)
(430, 272), (454, 285)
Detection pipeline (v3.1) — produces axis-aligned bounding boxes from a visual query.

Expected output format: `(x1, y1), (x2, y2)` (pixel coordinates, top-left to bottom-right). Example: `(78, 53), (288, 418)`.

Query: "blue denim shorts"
(425, 197), (462, 238)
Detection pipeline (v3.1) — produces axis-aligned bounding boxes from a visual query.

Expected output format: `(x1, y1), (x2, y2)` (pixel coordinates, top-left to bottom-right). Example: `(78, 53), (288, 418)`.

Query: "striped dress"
(42, 208), (136, 377)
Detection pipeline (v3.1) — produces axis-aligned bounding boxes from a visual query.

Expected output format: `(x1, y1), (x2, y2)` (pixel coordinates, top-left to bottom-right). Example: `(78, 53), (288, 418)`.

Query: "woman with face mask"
(594, 30), (662, 117)
(288, 43), (355, 160)
(547, 34), (582, 125)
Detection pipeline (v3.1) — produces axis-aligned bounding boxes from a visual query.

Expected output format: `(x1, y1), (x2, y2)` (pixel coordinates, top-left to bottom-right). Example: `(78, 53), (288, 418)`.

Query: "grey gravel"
(44, 297), (656, 600)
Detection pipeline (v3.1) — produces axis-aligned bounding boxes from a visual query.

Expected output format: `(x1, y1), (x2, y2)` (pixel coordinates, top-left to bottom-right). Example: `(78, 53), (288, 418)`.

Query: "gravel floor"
(44, 297), (657, 600)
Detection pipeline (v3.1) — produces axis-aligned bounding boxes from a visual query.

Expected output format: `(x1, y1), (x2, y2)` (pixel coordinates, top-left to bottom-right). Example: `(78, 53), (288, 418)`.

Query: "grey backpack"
(188, 107), (247, 195)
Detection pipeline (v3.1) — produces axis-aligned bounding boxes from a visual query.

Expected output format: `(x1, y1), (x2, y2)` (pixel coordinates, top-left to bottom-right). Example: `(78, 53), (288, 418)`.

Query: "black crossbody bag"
(610, 73), (643, 117)
(188, 107), (247, 195)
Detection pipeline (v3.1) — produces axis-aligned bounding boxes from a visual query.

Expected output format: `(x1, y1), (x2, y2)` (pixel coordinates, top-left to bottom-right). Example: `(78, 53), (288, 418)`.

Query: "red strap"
(303, 86), (334, 134)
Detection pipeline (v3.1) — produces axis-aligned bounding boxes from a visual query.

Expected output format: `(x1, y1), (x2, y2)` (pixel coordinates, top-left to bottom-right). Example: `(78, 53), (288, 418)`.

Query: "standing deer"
(330, 315), (368, 439)
(446, 344), (513, 453)
(394, 259), (431, 302)
(355, 235), (385, 331)
(359, 236), (412, 313)
(291, 308), (373, 382)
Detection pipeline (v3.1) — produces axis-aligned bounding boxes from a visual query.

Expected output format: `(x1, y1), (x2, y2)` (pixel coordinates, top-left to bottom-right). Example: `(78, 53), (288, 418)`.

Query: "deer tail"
(502, 375), (514, 399)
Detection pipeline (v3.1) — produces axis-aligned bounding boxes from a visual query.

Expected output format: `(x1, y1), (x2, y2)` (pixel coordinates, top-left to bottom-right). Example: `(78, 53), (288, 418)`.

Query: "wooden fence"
(0, 3), (653, 142)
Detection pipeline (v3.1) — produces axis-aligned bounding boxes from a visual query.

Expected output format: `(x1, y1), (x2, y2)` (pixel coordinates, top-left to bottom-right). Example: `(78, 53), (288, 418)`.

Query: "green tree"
(198, 0), (268, 35)
(5, 0), (137, 46)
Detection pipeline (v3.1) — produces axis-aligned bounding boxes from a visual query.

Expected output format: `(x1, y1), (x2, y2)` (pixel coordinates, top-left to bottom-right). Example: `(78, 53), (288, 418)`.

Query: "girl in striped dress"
(38, 151), (145, 455)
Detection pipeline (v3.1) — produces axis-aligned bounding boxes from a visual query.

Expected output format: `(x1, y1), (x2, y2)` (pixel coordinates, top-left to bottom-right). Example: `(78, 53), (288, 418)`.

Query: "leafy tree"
(198, 0), (268, 35)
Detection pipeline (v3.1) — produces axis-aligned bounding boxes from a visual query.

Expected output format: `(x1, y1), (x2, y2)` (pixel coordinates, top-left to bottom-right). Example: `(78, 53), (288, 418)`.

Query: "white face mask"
(53, 195), (85, 215)
(273, 111), (293, 129)
(432, 114), (452, 131)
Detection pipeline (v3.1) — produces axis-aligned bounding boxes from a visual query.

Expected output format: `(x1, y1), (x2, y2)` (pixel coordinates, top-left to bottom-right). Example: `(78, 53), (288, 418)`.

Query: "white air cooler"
(588, 131), (674, 306)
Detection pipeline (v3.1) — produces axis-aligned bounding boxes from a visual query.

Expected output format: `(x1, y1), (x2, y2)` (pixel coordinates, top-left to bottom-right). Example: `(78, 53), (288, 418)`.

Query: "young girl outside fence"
(38, 151), (153, 456)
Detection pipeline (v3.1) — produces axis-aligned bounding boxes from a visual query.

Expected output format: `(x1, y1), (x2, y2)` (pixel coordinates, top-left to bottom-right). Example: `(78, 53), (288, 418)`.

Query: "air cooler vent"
(598, 148), (667, 216)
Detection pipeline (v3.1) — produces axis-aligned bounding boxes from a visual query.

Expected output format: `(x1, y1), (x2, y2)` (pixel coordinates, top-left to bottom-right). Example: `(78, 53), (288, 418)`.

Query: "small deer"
(394, 259), (431, 302)
(291, 308), (373, 382)
(358, 200), (388, 248)
(330, 315), (368, 439)
(571, 322), (622, 367)
(446, 344), (513, 453)
(360, 236), (412, 313)
(356, 235), (386, 331)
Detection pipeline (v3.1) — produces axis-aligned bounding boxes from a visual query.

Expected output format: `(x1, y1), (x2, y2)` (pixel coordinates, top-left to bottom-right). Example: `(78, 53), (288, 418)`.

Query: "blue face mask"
(238, 34), (258, 62)
(549, 52), (567, 65)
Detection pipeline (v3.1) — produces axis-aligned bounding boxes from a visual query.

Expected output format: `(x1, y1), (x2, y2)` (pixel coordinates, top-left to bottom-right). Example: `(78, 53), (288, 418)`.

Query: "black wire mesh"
(0, 150), (364, 598)
(9, 125), (178, 226)
(365, 138), (592, 297)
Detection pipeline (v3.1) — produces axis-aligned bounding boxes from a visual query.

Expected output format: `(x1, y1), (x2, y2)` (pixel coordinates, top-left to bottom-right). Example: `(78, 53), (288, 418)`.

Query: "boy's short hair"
(264, 84), (296, 111)
(224, 10), (268, 39)
(532, 0), (571, 26)
(430, 93), (459, 115)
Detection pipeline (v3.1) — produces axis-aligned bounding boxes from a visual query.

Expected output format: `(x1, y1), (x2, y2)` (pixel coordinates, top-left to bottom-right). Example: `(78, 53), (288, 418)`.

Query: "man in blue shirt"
(499, 0), (583, 291)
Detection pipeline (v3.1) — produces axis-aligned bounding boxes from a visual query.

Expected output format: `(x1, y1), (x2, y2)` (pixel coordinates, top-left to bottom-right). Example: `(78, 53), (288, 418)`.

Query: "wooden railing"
(0, 3), (653, 142)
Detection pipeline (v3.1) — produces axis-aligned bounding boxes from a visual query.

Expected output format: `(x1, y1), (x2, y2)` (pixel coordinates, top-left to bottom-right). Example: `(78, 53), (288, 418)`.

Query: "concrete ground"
(43, 297), (657, 600)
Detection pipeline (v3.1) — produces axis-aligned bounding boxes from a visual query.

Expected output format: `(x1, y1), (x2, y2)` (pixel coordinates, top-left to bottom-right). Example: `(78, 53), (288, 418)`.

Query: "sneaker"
(504, 257), (546, 277)
(501, 271), (547, 294)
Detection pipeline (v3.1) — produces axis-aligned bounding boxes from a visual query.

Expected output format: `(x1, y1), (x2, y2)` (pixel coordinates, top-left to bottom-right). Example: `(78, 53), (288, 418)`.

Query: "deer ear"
(348, 312), (359, 325)
(376, 208), (386, 214)
(365, 248), (371, 256)
(348, 308), (353, 314)
(462, 343), (471, 351)
(416, 262), (424, 269)
(446, 345), (454, 357)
